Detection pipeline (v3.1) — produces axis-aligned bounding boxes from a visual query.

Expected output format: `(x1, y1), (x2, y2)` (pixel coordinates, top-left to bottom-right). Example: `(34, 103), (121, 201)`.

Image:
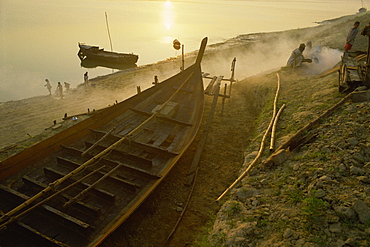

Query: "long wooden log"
(269, 73), (281, 151)
(64, 164), (122, 207)
(269, 104), (286, 152)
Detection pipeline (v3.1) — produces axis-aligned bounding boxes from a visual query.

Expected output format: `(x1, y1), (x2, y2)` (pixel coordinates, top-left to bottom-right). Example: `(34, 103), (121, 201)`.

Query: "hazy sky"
(0, 0), (367, 101)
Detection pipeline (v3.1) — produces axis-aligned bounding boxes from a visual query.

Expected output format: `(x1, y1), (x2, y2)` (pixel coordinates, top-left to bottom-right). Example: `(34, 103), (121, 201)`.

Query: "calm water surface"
(0, 0), (367, 101)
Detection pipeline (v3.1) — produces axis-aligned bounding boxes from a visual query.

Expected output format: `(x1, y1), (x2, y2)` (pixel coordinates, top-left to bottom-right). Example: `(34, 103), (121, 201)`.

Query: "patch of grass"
(227, 201), (242, 215)
(287, 188), (304, 205)
(298, 151), (328, 161)
(301, 191), (329, 229)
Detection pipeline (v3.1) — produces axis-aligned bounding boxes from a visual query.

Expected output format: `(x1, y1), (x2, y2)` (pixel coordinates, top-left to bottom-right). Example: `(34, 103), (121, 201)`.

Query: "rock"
(333, 206), (357, 221)
(319, 175), (332, 181)
(347, 137), (359, 146)
(329, 222), (341, 233)
(315, 189), (326, 198)
(244, 151), (258, 161)
(263, 148), (290, 167)
(360, 143), (370, 156)
(344, 238), (357, 247)
(336, 239), (346, 247)
(283, 228), (293, 239)
(352, 200), (370, 224)
(225, 221), (257, 245)
(350, 166), (365, 176)
(234, 186), (259, 202)
(338, 163), (348, 174)
(357, 176), (370, 184)
(350, 90), (370, 102)
(295, 238), (306, 246)
(353, 153), (366, 164)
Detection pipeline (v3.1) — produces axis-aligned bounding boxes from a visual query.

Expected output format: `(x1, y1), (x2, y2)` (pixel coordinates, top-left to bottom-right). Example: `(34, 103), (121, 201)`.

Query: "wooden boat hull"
(0, 38), (208, 247)
(78, 43), (139, 65)
(80, 57), (137, 70)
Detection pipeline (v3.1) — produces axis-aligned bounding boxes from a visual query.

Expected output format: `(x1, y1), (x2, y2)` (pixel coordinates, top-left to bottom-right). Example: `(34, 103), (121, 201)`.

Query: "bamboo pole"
(81, 128), (115, 157)
(216, 73), (281, 202)
(269, 73), (281, 151)
(64, 164), (122, 207)
(269, 104), (286, 152)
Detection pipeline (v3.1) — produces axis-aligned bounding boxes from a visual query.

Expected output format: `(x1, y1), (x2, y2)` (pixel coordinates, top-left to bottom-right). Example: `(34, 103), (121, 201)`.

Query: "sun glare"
(163, 1), (173, 30)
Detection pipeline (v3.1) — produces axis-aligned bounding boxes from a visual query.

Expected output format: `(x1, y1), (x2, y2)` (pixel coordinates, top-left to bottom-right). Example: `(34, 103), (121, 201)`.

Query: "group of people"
(286, 21), (361, 69)
(44, 79), (70, 99)
(44, 72), (89, 99)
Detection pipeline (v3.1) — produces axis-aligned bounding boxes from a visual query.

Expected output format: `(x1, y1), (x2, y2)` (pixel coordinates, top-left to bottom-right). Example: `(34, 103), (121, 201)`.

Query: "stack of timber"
(0, 38), (208, 247)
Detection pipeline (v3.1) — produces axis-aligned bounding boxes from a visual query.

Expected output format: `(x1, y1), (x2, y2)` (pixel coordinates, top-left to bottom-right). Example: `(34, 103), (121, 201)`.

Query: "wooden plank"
(205, 76), (217, 94)
(17, 222), (69, 247)
(22, 175), (101, 217)
(0, 184), (91, 233)
(186, 76), (223, 185)
(43, 167), (117, 202)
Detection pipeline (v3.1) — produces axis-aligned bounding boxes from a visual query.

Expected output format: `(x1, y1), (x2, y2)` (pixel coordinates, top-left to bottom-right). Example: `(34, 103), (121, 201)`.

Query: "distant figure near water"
(57, 82), (63, 99)
(343, 21), (360, 62)
(64, 82), (70, 91)
(286, 43), (312, 68)
(84, 72), (89, 86)
(44, 79), (52, 95)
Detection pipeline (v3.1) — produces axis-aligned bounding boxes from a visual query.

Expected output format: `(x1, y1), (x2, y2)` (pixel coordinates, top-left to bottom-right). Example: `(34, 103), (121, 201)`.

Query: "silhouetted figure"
(343, 21), (360, 61)
(57, 82), (63, 99)
(44, 79), (52, 95)
(64, 82), (70, 91)
(84, 72), (89, 86)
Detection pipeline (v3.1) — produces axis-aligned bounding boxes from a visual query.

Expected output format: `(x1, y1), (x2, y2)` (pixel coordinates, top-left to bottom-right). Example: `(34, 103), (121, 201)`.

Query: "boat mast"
(105, 12), (114, 52)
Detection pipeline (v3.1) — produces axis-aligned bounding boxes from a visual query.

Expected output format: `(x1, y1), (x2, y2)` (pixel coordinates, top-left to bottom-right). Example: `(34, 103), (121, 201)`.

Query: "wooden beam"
(186, 76), (223, 185)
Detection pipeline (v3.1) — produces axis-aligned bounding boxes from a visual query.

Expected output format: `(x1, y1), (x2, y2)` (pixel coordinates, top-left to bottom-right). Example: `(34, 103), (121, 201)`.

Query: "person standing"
(57, 82), (63, 99)
(64, 82), (70, 91)
(84, 72), (89, 86)
(343, 21), (360, 61)
(44, 79), (52, 95)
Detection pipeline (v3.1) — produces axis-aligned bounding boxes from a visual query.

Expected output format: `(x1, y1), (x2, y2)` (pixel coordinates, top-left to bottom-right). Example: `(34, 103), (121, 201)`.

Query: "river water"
(0, 0), (367, 101)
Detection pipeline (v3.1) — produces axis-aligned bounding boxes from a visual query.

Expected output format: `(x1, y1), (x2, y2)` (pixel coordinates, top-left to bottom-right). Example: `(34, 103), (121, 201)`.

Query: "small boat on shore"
(0, 37), (208, 247)
(359, 0), (367, 13)
(80, 57), (137, 70)
(78, 43), (139, 65)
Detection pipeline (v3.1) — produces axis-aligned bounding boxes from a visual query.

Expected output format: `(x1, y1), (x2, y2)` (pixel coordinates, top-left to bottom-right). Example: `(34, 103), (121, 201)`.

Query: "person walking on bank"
(57, 81), (64, 99)
(343, 21), (360, 61)
(64, 82), (70, 91)
(84, 72), (89, 86)
(44, 79), (52, 95)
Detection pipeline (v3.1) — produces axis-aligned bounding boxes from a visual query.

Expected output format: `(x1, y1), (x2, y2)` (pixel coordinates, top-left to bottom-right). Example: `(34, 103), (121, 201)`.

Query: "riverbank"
(1, 12), (370, 246)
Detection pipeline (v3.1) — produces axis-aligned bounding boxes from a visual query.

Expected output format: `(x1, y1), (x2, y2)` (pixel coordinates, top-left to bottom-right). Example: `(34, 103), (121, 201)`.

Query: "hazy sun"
(163, 1), (173, 30)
